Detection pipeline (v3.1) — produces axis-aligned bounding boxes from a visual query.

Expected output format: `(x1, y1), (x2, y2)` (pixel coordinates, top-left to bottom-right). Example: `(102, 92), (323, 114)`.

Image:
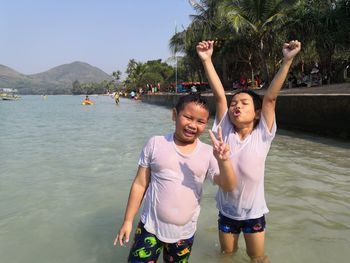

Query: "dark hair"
(232, 89), (262, 112)
(175, 93), (209, 115)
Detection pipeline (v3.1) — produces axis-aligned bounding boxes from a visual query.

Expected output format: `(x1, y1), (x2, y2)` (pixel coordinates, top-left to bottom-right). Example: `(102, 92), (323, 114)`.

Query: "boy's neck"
(173, 135), (198, 155)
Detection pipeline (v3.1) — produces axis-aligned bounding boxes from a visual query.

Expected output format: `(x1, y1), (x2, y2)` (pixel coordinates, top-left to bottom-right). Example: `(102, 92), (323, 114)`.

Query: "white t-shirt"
(139, 133), (219, 243)
(213, 112), (276, 220)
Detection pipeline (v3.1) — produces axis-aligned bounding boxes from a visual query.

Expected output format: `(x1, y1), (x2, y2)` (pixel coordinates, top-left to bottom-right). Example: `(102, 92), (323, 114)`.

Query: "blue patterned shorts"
(218, 212), (266, 234)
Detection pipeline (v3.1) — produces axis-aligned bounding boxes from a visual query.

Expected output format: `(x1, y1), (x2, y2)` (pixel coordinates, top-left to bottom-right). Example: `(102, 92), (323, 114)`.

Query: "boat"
(82, 100), (94, 105)
(0, 88), (21, 101)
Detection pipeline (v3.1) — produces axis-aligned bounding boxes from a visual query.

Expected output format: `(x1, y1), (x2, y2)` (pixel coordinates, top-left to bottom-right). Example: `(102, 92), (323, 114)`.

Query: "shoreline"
(141, 83), (350, 140)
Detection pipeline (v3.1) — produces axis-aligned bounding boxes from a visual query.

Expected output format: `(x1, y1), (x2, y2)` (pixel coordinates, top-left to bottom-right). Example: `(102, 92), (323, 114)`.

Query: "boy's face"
(172, 102), (209, 144)
(228, 93), (259, 128)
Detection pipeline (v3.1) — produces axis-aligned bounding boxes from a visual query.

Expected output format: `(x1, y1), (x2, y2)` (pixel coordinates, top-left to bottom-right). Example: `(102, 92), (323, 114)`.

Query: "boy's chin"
(183, 136), (197, 143)
(178, 135), (198, 144)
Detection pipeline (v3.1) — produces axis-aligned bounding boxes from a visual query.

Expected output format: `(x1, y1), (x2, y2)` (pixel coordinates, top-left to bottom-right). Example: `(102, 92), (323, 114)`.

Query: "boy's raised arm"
(262, 40), (301, 131)
(114, 166), (150, 246)
(197, 41), (228, 122)
(209, 127), (237, 192)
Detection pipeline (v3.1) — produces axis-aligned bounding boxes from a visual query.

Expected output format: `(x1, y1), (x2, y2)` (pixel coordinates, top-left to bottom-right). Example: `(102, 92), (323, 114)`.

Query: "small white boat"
(0, 88), (21, 101)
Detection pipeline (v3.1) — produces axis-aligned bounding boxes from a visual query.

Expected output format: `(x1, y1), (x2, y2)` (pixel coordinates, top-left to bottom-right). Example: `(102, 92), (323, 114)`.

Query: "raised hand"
(283, 40), (301, 61)
(209, 126), (230, 161)
(196, 40), (215, 61)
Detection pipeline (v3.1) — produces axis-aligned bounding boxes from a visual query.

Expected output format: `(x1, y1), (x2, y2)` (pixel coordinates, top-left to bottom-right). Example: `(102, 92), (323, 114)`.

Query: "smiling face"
(228, 92), (260, 130)
(172, 101), (209, 145)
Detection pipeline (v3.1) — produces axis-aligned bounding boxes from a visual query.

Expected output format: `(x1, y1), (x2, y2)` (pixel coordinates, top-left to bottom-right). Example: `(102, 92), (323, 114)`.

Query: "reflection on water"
(0, 95), (349, 263)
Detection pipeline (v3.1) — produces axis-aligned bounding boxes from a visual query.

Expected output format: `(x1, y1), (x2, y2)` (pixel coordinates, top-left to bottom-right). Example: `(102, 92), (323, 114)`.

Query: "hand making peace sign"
(209, 126), (230, 161)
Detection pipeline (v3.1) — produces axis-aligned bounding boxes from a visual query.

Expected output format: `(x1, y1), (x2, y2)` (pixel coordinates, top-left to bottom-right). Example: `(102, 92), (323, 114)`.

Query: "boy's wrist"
(217, 158), (231, 164)
(123, 218), (134, 224)
(282, 57), (294, 65)
(202, 58), (213, 64)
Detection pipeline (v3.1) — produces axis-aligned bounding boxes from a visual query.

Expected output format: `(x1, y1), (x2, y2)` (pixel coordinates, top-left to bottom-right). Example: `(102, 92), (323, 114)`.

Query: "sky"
(1, 0), (195, 78)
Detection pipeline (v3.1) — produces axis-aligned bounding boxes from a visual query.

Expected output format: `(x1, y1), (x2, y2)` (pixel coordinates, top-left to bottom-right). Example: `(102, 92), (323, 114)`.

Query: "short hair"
(232, 89), (262, 111)
(175, 93), (209, 115)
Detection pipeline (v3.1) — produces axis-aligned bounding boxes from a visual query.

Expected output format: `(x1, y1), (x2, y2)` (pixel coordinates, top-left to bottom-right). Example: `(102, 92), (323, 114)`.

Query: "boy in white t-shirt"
(197, 40), (301, 262)
(114, 93), (237, 262)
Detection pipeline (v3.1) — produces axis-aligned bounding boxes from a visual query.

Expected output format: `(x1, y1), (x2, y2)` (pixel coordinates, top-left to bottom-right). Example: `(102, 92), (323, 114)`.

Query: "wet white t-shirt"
(213, 112), (276, 220)
(139, 133), (219, 243)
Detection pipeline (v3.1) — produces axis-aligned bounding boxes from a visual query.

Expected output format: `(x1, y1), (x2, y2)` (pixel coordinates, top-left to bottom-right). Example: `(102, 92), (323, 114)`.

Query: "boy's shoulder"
(147, 133), (173, 144)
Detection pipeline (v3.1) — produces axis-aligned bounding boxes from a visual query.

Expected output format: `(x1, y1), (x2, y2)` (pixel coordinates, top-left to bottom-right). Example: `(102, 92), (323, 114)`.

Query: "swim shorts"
(128, 221), (194, 263)
(218, 212), (266, 234)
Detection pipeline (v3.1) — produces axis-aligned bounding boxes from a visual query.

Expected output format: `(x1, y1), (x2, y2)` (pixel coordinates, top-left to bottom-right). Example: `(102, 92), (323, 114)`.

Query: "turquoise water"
(0, 95), (349, 263)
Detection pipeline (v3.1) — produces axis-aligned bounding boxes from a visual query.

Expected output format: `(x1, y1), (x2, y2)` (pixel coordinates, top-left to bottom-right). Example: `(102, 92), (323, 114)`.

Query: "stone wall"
(141, 93), (350, 140)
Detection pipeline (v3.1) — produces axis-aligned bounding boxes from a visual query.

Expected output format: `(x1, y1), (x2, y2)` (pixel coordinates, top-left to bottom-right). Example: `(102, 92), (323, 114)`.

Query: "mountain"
(0, 62), (113, 94)
(0, 65), (32, 91)
(0, 65), (28, 78)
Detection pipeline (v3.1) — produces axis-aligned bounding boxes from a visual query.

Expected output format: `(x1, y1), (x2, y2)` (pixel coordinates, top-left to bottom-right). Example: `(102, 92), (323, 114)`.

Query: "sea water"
(0, 95), (349, 263)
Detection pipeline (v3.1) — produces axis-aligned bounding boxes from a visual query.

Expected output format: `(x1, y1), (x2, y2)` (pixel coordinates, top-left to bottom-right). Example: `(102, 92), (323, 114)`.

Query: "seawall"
(141, 89), (350, 140)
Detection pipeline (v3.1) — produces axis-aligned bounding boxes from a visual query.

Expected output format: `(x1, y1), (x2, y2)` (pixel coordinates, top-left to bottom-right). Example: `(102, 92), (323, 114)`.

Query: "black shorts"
(218, 212), (266, 234)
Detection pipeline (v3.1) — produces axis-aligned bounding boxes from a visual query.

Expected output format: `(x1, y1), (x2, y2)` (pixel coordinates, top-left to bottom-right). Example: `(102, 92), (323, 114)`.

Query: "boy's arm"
(114, 165), (150, 246)
(214, 158), (236, 192)
(197, 41), (228, 122)
(262, 40), (301, 131)
(209, 128), (236, 192)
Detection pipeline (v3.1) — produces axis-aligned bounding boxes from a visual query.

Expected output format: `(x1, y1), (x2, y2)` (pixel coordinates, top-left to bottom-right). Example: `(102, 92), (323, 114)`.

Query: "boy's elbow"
(221, 181), (237, 192)
(222, 186), (234, 192)
(228, 183), (237, 192)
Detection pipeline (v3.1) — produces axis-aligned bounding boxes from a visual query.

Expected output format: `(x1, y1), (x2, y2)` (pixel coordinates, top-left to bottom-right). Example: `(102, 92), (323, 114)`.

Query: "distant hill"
(0, 62), (113, 94)
(0, 65), (33, 93)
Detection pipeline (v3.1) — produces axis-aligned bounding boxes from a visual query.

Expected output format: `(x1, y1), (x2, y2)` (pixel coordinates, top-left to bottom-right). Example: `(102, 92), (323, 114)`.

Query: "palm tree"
(112, 70), (121, 82)
(170, 0), (229, 84)
(123, 59), (147, 91)
(217, 0), (296, 83)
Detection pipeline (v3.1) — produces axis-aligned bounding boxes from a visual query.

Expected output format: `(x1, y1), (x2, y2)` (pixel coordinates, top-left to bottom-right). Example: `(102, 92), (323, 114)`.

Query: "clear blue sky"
(1, 0), (194, 77)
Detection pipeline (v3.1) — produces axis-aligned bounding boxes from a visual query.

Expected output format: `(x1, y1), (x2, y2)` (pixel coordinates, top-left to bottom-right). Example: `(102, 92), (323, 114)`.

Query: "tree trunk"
(248, 59), (254, 88)
(259, 39), (270, 86)
(222, 58), (230, 90)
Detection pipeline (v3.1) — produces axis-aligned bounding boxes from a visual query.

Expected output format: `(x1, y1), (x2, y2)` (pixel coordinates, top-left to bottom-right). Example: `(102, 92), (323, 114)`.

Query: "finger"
(114, 234), (119, 246)
(220, 145), (228, 157)
(125, 232), (130, 244)
(118, 233), (125, 246)
(222, 144), (230, 155)
(290, 40), (297, 49)
(217, 126), (223, 142)
(196, 43), (203, 49)
(208, 129), (218, 145)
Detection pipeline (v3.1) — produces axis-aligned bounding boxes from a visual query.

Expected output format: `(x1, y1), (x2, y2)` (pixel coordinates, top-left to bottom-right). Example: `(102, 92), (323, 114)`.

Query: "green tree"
(112, 70), (122, 81)
(217, 0), (295, 83)
(71, 80), (82, 95)
(170, 1), (226, 84)
(287, 0), (350, 83)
